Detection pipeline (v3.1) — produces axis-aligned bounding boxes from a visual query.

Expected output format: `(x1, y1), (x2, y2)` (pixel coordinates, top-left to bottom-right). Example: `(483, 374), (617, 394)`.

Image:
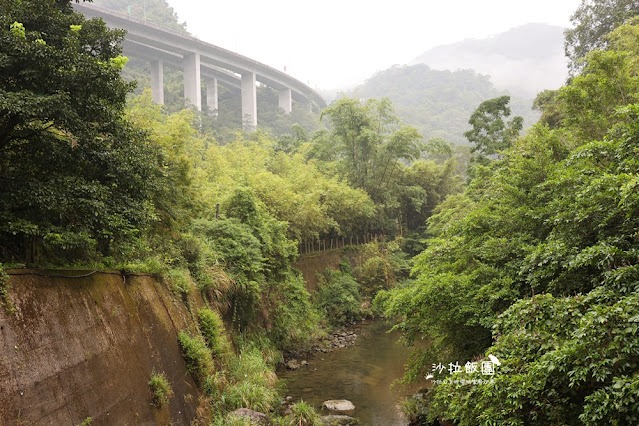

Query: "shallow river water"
(278, 319), (417, 425)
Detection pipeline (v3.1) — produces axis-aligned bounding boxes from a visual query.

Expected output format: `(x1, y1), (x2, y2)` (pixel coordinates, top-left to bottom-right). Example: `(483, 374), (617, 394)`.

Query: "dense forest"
(1, 0), (639, 424)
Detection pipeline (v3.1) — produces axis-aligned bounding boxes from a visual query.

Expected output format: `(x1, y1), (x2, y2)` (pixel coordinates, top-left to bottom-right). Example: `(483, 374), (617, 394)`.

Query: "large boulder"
(322, 399), (355, 411)
(321, 414), (359, 425)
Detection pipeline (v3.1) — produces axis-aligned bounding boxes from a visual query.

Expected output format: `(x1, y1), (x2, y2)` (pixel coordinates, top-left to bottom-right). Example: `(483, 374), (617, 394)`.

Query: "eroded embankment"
(0, 270), (204, 425)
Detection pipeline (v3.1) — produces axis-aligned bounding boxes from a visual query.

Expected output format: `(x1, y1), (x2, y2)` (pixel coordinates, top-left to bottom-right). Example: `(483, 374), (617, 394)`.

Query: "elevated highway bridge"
(74, 3), (327, 129)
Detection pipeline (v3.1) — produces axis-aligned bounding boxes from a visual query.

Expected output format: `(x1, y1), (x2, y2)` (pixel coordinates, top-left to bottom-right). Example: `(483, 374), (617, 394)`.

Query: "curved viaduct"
(73, 3), (327, 129)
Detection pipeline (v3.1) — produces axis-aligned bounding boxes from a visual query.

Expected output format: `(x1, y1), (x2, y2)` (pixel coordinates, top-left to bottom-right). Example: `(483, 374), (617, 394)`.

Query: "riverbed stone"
(321, 414), (359, 425)
(322, 399), (355, 411)
(230, 408), (271, 424)
(286, 359), (301, 370)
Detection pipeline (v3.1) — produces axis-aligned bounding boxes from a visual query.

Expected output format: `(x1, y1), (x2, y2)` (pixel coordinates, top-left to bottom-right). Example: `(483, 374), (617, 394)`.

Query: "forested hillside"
(378, 10), (639, 425)
(355, 64), (540, 145)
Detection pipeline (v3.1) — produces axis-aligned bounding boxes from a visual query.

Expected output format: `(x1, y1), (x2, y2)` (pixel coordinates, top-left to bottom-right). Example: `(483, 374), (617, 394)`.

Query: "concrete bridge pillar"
(206, 78), (218, 117)
(241, 71), (257, 130)
(278, 88), (292, 114)
(183, 53), (201, 110)
(150, 59), (164, 105)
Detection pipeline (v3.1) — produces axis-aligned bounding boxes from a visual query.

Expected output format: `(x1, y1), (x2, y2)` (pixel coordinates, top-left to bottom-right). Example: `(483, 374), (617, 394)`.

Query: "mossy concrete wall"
(293, 249), (362, 292)
(0, 270), (204, 425)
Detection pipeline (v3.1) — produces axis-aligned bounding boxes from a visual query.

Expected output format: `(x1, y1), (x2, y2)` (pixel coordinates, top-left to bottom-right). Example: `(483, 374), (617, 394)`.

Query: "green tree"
(464, 95), (523, 157)
(0, 0), (160, 263)
(564, 0), (639, 74)
(379, 19), (639, 423)
(532, 89), (563, 129)
(558, 49), (639, 141)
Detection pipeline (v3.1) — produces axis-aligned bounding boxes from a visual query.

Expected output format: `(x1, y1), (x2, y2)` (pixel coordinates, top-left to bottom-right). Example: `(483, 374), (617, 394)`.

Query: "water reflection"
(278, 319), (416, 425)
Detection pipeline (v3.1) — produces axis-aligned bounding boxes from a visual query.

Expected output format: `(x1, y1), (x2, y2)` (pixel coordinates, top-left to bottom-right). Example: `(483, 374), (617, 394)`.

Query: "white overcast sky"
(167, 0), (583, 91)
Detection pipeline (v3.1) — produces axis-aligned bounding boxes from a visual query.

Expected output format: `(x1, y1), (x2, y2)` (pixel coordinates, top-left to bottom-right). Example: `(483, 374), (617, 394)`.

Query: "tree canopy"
(379, 17), (639, 425)
(464, 95), (523, 156)
(0, 0), (160, 263)
(564, 0), (639, 73)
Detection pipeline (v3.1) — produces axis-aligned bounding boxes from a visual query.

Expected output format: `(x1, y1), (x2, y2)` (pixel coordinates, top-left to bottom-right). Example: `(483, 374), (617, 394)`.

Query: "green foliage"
(223, 347), (280, 412)
(532, 89), (563, 129)
(198, 308), (233, 362)
(313, 96), (460, 235)
(0, 0), (160, 264)
(559, 49), (639, 141)
(148, 371), (173, 408)
(319, 97), (422, 194)
(315, 269), (362, 327)
(164, 268), (193, 301)
(426, 290), (639, 425)
(203, 136), (375, 241)
(380, 20), (639, 422)
(212, 414), (257, 426)
(283, 400), (323, 426)
(177, 331), (214, 386)
(564, 0), (639, 73)
(269, 273), (321, 352)
(191, 187), (299, 330)
(464, 95), (524, 157)
(356, 240), (410, 297)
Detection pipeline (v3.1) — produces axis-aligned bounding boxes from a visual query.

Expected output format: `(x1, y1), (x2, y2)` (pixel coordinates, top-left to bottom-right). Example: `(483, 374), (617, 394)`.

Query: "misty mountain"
(412, 23), (568, 98)
(355, 64), (539, 145)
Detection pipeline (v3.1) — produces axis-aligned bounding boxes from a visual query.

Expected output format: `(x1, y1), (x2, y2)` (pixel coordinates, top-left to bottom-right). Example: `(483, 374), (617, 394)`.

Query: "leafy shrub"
(148, 371), (173, 407)
(177, 331), (213, 385)
(270, 273), (321, 352)
(315, 269), (362, 327)
(192, 218), (263, 279)
(198, 308), (233, 361)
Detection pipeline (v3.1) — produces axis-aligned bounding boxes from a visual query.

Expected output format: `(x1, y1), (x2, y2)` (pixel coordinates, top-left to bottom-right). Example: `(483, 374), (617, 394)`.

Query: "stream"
(278, 319), (417, 425)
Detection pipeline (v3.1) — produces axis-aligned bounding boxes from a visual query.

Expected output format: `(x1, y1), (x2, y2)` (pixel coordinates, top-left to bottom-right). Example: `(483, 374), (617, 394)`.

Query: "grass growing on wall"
(149, 371), (174, 407)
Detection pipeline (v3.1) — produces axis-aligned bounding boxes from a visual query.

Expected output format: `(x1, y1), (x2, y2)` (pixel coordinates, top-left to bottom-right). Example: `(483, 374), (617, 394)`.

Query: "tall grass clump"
(198, 308), (233, 362)
(149, 371), (173, 407)
(165, 268), (193, 301)
(283, 400), (323, 425)
(177, 331), (213, 385)
(223, 347), (279, 412)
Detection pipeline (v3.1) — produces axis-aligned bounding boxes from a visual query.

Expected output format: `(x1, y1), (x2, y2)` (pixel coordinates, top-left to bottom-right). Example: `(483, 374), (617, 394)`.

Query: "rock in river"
(229, 408), (271, 425)
(322, 399), (355, 411)
(321, 414), (359, 425)
(285, 359), (301, 370)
